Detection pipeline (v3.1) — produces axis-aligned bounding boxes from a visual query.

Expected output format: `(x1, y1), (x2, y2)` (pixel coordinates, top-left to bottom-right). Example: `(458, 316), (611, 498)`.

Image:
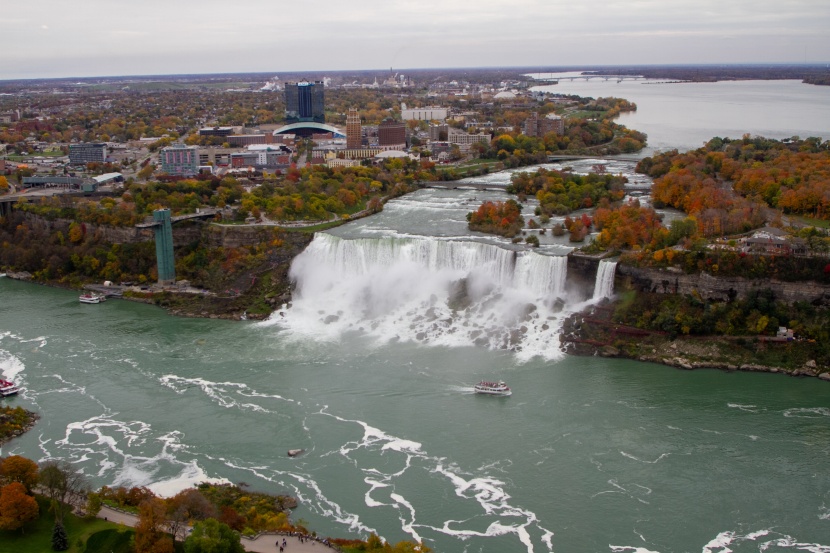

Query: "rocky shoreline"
(0, 406), (40, 446)
(560, 307), (830, 381)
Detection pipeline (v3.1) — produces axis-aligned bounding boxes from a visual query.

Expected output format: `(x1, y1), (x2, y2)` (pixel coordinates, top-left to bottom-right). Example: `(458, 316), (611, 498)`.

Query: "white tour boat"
(79, 293), (105, 304)
(474, 380), (512, 396)
(0, 379), (19, 397)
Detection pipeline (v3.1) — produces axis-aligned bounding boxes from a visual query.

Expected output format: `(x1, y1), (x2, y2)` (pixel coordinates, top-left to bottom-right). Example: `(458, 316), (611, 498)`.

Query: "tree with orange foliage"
(0, 482), (39, 532)
(0, 455), (39, 492)
(467, 200), (523, 237)
(135, 497), (175, 553)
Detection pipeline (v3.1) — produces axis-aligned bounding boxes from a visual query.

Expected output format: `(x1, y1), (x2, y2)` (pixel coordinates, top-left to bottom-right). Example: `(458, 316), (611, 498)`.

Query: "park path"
(97, 505), (332, 553)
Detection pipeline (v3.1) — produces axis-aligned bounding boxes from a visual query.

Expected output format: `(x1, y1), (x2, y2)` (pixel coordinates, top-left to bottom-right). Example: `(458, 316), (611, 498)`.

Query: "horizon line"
(2, 62), (829, 84)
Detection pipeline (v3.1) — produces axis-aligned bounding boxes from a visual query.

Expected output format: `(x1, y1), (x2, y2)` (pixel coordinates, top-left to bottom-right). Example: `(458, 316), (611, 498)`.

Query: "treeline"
(638, 136), (830, 236)
(508, 167), (626, 215)
(611, 290), (830, 361)
(622, 246), (830, 283)
(0, 211), (292, 294)
(472, 119), (646, 168)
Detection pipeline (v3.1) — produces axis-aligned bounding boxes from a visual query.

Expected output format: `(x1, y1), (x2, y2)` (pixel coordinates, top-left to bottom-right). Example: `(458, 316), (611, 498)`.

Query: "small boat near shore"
(0, 379), (19, 397)
(474, 380), (511, 396)
(79, 293), (106, 304)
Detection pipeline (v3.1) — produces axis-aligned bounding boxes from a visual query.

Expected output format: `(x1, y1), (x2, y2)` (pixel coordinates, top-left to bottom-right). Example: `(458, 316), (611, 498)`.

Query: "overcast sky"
(2, 0), (828, 80)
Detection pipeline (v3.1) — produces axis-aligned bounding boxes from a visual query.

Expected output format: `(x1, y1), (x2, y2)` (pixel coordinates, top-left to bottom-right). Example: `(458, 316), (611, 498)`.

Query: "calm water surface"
(532, 75), (830, 154)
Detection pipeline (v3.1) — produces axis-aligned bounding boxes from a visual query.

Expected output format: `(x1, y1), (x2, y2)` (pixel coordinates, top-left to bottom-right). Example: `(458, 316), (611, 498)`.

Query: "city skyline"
(1, 0), (829, 80)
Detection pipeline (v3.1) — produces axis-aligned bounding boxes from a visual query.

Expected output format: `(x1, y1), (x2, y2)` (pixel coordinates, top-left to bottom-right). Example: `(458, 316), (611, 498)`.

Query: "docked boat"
(0, 379), (19, 397)
(79, 293), (105, 304)
(474, 380), (512, 396)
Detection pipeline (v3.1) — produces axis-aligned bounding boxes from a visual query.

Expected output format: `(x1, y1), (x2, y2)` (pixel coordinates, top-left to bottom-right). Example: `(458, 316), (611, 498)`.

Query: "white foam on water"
(727, 403), (761, 413)
(702, 528), (830, 553)
(620, 451), (671, 464)
(147, 460), (230, 497)
(783, 408), (830, 418)
(48, 414), (225, 498)
(0, 349), (26, 381)
(159, 375), (294, 413)
(610, 547), (661, 553)
(319, 407), (554, 552)
(214, 455), (377, 536)
(363, 477), (390, 508)
(389, 492), (422, 543)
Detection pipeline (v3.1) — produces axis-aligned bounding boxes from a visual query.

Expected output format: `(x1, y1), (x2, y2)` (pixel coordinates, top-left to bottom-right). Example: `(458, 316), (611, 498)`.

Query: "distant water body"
(530, 72), (830, 154)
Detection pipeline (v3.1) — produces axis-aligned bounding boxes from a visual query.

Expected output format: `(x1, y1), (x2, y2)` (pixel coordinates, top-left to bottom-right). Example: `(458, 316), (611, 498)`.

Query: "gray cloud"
(2, 0), (828, 79)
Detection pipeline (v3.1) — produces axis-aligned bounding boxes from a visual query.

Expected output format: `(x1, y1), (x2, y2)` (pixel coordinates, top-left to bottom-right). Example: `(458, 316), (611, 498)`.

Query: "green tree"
(184, 519), (245, 553)
(51, 520), (69, 551)
(85, 491), (103, 518)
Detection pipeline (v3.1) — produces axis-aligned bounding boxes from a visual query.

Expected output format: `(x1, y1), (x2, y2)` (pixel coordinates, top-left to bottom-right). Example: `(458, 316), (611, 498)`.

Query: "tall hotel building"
(285, 81), (325, 124)
(346, 108), (362, 149)
(160, 144), (199, 176)
(378, 118), (406, 150)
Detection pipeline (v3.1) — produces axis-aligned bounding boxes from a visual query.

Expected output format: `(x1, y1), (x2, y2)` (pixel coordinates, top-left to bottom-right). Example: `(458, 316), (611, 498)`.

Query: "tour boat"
(0, 379), (19, 397)
(474, 380), (512, 396)
(79, 293), (105, 304)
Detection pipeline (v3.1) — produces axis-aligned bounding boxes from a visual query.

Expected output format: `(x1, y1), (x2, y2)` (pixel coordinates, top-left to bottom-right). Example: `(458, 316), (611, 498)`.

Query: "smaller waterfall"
(592, 259), (618, 300)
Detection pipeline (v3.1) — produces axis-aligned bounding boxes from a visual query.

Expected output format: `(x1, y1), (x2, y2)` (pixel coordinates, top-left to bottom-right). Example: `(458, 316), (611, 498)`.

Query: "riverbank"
(560, 304), (830, 380)
(0, 405), (39, 446)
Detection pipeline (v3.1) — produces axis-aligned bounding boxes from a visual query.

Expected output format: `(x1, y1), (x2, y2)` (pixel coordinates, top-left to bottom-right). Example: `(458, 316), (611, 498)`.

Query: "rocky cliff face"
(616, 264), (830, 306)
(565, 249), (830, 306)
(19, 213), (308, 250)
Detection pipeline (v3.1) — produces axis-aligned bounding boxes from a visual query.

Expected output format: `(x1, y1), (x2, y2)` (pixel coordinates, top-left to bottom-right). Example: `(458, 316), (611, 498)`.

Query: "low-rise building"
(199, 127), (234, 137)
(69, 143), (107, 165)
(402, 106), (449, 121)
(447, 129), (491, 152)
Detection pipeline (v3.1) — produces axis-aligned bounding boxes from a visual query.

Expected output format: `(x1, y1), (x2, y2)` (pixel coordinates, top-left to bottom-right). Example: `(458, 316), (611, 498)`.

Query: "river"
(530, 73), (830, 155)
(2, 80), (830, 553)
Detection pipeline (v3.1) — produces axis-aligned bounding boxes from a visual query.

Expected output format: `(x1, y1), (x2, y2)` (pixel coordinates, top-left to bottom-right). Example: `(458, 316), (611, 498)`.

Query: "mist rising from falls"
(275, 234), (574, 361)
(592, 260), (618, 300)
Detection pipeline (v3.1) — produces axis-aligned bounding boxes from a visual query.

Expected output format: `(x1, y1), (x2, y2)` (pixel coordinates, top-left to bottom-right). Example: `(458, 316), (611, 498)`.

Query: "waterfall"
(592, 259), (618, 300)
(273, 233), (570, 360)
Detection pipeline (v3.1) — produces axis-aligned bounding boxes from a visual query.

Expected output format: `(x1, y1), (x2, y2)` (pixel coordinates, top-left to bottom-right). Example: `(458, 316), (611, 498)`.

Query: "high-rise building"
(378, 118), (406, 149)
(160, 144), (199, 176)
(69, 143), (107, 165)
(285, 81), (325, 124)
(346, 108), (362, 149)
(524, 112), (564, 137)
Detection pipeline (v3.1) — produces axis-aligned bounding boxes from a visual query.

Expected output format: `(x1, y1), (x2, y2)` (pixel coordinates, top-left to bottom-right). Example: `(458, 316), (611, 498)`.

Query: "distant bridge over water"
(535, 75), (644, 83)
(546, 154), (644, 163)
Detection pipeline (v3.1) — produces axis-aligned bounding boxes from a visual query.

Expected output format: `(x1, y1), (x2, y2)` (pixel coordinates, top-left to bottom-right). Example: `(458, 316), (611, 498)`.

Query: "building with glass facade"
(285, 81), (325, 124)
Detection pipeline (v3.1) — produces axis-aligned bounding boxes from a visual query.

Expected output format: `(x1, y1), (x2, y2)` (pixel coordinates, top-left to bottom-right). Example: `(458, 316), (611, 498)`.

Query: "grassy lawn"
(796, 216), (830, 229)
(0, 497), (133, 553)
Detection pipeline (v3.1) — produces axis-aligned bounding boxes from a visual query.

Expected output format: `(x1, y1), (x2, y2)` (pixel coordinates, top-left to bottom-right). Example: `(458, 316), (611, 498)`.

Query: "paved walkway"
(97, 505), (335, 553)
